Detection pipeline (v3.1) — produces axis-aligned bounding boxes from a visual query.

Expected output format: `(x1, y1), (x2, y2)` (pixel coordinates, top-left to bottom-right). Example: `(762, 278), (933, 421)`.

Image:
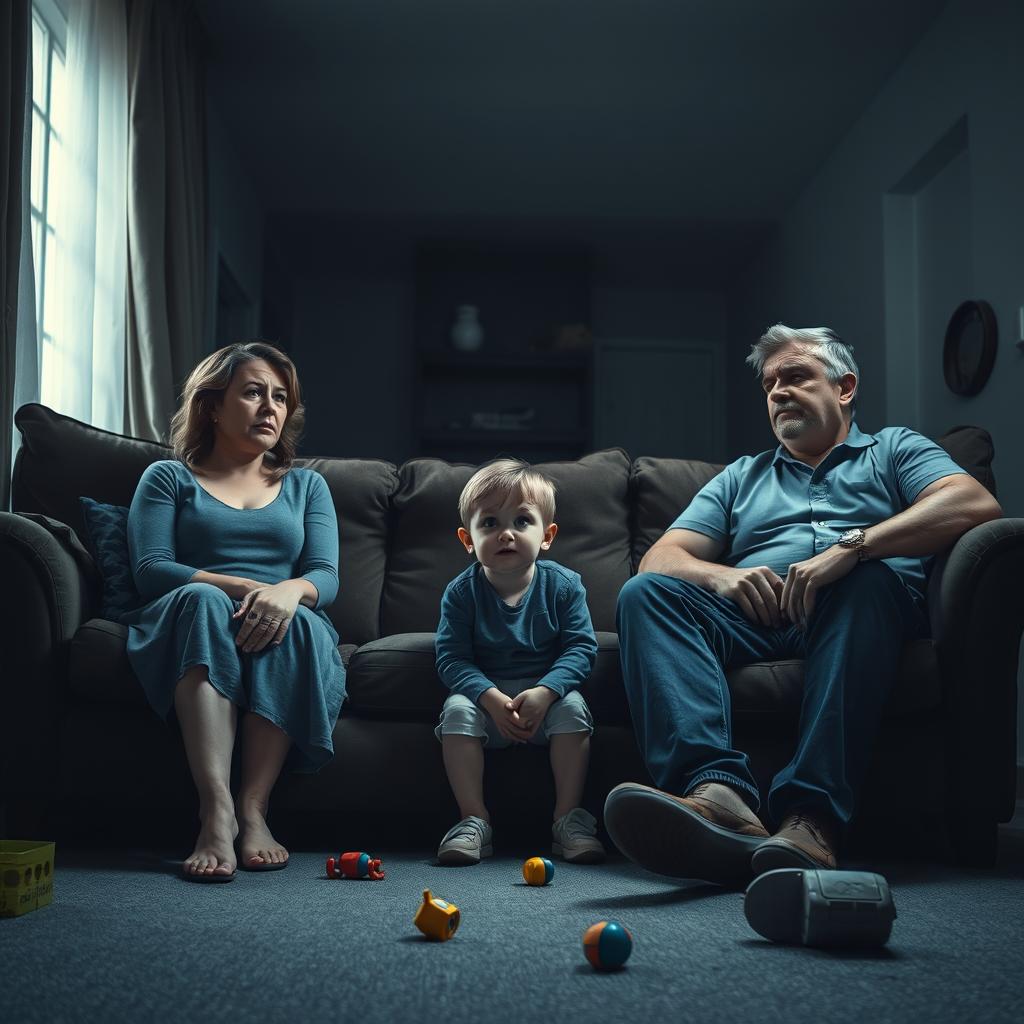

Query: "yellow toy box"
(0, 841), (55, 918)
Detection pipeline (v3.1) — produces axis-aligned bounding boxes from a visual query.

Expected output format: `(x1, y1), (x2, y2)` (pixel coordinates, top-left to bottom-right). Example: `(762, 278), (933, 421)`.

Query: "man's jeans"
(615, 562), (928, 827)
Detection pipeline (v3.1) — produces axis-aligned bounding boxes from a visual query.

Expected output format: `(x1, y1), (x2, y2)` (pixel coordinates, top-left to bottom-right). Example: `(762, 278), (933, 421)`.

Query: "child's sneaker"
(552, 808), (606, 863)
(437, 815), (493, 865)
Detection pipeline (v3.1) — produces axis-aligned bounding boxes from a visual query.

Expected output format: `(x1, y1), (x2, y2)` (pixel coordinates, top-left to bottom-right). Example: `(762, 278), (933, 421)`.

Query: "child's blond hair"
(458, 459), (556, 528)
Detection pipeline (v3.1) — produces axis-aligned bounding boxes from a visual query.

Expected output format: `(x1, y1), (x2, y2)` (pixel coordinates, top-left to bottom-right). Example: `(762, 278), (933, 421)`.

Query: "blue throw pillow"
(78, 496), (142, 622)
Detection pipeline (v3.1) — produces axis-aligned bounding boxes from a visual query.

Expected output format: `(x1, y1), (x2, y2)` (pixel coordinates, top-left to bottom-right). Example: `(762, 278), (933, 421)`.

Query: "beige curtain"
(125, 0), (206, 442)
(1, 0), (34, 511)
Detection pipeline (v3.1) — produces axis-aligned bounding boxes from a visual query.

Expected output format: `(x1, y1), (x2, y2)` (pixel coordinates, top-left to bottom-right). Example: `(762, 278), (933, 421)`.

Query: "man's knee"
(617, 572), (700, 626)
(618, 572), (677, 612)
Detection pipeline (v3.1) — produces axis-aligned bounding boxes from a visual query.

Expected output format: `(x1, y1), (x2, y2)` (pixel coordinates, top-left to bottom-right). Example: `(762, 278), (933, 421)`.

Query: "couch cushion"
(380, 449), (632, 635)
(344, 633), (443, 718)
(933, 426), (996, 496)
(68, 620), (144, 706)
(630, 456), (725, 571)
(14, 403), (169, 542)
(296, 457), (398, 646)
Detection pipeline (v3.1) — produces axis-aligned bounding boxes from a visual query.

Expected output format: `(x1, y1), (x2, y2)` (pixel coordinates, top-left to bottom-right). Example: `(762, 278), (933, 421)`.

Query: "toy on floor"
(414, 888), (461, 941)
(522, 856), (554, 886)
(744, 868), (896, 949)
(325, 851), (385, 880)
(582, 920), (633, 970)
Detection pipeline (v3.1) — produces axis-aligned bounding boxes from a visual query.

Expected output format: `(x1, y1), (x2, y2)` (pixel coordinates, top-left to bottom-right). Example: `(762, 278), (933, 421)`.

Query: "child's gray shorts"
(435, 678), (594, 749)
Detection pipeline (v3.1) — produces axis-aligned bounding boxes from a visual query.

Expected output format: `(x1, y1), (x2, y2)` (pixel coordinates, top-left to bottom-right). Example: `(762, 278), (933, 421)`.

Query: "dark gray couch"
(2, 403), (1021, 864)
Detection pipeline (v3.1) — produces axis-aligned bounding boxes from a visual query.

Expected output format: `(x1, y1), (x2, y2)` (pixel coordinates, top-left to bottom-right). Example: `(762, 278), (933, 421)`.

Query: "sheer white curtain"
(44, 0), (127, 432)
(3, 0), (35, 511)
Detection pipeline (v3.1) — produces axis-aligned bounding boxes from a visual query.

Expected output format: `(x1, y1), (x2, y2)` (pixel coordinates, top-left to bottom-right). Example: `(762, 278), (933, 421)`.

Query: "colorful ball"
(522, 856), (554, 886)
(583, 920), (633, 970)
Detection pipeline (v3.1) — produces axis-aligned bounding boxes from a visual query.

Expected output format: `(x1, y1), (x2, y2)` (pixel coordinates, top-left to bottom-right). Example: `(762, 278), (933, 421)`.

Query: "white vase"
(451, 305), (484, 352)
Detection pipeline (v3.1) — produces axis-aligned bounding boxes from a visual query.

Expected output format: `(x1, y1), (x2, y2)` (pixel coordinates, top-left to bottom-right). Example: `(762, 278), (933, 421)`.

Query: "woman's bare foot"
(236, 797), (289, 869)
(184, 801), (238, 879)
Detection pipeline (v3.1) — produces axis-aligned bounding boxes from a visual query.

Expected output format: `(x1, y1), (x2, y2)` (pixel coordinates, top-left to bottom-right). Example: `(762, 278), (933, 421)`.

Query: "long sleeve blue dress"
(123, 460), (346, 772)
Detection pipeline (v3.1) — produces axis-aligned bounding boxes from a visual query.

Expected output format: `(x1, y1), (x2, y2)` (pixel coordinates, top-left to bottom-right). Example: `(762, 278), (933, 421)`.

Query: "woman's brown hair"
(169, 342), (305, 481)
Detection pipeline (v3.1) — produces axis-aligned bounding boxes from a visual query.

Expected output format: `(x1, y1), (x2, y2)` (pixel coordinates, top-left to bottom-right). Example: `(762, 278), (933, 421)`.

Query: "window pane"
(49, 50), (66, 136)
(32, 17), (48, 112)
(31, 213), (43, 323)
(40, 333), (60, 412)
(42, 226), (62, 341)
(46, 129), (63, 226)
(31, 110), (46, 211)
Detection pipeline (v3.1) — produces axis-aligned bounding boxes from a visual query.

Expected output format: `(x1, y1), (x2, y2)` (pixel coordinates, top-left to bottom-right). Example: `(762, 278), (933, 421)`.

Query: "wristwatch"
(837, 528), (869, 561)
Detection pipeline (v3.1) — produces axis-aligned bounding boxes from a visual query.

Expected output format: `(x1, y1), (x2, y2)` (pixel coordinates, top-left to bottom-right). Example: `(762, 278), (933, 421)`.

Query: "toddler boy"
(434, 459), (605, 865)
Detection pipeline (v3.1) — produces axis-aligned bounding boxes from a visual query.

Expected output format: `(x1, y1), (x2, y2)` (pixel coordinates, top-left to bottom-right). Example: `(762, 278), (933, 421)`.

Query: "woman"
(125, 342), (344, 881)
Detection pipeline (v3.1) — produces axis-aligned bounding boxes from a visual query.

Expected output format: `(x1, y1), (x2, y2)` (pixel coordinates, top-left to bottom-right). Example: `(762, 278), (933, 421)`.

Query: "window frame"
(29, 0), (68, 385)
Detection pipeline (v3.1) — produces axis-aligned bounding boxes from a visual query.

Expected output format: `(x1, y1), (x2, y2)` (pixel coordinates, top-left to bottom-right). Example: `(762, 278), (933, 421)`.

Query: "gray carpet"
(3, 832), (1024, 1024)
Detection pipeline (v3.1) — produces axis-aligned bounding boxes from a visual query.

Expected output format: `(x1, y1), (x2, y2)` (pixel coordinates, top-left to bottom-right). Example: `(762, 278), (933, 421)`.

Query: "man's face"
(760, 343), (854, 454)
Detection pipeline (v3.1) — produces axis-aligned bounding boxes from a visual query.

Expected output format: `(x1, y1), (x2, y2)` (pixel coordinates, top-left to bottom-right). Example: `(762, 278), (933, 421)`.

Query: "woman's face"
(211, 358), (290, 457)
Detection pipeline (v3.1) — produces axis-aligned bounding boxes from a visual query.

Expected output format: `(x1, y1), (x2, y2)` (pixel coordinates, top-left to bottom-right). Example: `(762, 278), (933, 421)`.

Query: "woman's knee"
(179, 581), (235, 613)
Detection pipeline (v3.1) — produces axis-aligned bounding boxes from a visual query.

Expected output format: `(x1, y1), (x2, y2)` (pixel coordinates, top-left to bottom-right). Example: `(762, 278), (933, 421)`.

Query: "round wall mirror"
(943, 300), (997, 396)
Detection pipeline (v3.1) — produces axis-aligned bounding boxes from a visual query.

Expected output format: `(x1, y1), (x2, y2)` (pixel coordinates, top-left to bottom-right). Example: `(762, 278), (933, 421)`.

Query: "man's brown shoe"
(751, 812), (838, 874)
(603, 781), (769, 886)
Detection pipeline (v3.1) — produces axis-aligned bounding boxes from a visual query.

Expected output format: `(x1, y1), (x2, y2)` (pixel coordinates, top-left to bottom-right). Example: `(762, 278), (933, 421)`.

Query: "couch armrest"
(0, 512), (98, 814)
(930, 517), (1024, 833)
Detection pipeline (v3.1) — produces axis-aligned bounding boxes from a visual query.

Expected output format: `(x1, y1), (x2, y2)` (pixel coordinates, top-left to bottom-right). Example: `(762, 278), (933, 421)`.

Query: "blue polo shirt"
(669, 424), (966, 599)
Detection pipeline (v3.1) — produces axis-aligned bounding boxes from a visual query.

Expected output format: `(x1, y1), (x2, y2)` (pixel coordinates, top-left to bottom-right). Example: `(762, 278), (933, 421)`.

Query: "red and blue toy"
(326, 851), (385, 880)
(582, 920), (633, 970)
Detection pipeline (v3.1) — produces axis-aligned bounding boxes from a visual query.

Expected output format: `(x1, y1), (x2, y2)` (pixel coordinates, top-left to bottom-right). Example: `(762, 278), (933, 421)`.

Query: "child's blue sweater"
(435, 560), (598, 704)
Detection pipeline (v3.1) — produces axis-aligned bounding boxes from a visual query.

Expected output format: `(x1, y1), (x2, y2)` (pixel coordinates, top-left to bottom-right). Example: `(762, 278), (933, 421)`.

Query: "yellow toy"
(522, 856), (554, 886)
(413, 888), (461, 941)
(0, 841), (55, 918)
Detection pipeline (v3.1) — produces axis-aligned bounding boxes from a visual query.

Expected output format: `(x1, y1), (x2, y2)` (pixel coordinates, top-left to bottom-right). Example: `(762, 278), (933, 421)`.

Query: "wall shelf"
(412, 242), (593, 463)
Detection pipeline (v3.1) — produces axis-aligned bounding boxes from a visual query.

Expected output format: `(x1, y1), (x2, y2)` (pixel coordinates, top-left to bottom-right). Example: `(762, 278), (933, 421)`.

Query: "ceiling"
(197, 0), (948, 279)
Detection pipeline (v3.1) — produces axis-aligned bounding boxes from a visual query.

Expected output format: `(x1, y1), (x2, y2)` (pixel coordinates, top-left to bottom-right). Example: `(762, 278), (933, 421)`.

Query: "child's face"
(458, 490), (556, 577)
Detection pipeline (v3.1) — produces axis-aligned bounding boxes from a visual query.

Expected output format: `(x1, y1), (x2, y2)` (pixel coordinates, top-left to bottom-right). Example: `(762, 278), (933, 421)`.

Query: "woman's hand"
(233, 581), (305, 652)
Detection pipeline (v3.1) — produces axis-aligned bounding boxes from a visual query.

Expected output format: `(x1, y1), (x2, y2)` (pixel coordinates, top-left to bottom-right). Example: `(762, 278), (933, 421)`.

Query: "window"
(30, 0), (68, 409)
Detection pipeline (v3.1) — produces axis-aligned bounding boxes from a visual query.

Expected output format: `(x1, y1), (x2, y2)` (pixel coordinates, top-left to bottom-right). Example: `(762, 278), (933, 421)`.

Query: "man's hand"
(479, 688), (533, 744)
(504, 686), (557, 740)
(233, 580), (305, 652)
(781, 545), (860, 628)
(706, 565), (786, 627)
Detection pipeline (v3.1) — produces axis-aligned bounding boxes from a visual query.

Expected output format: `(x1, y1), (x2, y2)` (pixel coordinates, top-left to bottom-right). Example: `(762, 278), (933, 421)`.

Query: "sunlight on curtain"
(41, 0), (127, 432)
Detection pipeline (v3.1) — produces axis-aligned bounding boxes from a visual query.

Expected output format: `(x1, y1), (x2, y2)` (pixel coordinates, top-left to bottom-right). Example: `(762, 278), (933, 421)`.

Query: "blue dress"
(123, 460), (346, 772)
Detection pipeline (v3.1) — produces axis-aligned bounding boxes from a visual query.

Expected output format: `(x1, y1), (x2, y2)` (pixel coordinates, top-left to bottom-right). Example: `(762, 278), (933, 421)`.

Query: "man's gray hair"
(746, 324), (859, 408)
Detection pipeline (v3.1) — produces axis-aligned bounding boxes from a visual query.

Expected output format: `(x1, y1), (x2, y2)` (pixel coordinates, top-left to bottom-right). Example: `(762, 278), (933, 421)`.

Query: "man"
(605, 324), (1001, 885)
